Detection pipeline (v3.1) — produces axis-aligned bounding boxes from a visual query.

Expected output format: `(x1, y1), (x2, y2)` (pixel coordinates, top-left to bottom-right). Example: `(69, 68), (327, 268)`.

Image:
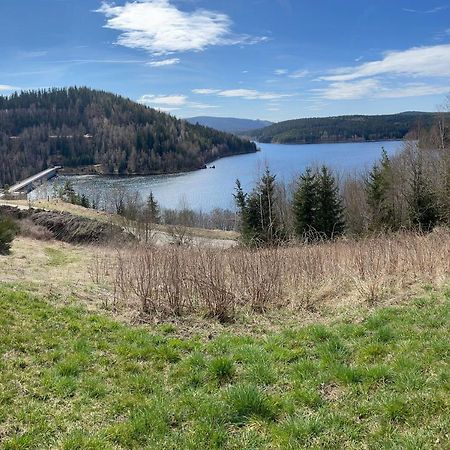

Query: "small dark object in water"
(210, 165), (216, 169)
(201, 164), (207, 169)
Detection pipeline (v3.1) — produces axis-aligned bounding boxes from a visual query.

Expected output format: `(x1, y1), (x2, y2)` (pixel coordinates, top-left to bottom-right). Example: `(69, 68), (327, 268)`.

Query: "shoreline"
(60, 147), (261, 178)
(254, 138), (405, 146)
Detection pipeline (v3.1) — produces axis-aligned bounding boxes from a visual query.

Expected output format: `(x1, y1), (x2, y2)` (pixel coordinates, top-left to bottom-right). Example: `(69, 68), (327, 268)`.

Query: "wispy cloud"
(316, 43), (450, 101)
(139, 94), (187, 106)
(96, 0), (267, 55)
(194, 88), (293, 100)
(275, 69), (288, 75)
(403, 5), (448, 14)
(188, 103), (218, 109)
(0, 84), (18, 92)
(192, 88), (221, 95)
(321, 44), (450, 82)
(147, 58), (180, 67)
(18, 50), (48, 58)
(315, 79), (450, 100)
(55, 59), (146, 64)
(139, 93), (217, 110)
(289, 69), (309, 79)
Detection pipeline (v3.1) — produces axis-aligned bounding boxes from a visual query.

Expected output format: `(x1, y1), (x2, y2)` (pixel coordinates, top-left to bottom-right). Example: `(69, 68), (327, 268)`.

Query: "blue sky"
(1, 0), (450, 121)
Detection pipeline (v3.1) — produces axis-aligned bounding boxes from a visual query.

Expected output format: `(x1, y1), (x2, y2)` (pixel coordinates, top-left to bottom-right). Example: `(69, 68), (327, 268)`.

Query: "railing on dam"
(8, 166), (62, 194)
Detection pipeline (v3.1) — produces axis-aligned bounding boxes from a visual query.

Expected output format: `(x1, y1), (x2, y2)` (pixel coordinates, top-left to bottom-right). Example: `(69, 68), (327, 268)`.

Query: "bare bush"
(19, 219), (53, 241)
(190, 249), (236, 322)
(230, 248), (283, 312)
(90, 229), (450, 321)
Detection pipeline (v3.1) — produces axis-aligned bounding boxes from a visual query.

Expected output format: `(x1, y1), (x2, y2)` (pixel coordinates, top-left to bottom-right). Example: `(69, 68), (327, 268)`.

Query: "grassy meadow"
(0, 286), (449, 449)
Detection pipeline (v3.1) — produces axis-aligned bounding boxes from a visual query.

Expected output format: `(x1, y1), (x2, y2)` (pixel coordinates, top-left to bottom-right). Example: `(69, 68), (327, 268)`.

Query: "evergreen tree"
(365, 148), (395, 230)
(234, 180), (253, 243)
(292, 168), (318, 238)
(409, 161), (439, 230)
(145, 192), (160, 224)
(80, 194), (90, 208)
(256, 168), (283, 243)
(0, 216), (18, 255)
(234, 168), (285, 246)
(315, 166), (345, 238)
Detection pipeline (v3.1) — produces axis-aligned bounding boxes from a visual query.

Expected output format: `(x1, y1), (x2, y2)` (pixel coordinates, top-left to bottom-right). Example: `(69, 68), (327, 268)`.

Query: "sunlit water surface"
(32, 141), (401, 212)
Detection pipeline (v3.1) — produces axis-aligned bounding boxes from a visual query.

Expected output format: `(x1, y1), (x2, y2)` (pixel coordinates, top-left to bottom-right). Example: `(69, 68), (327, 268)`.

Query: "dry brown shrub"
(19, 219), (53, 241)
(90, 229), (450, 321)
(230, 247), (283, 312)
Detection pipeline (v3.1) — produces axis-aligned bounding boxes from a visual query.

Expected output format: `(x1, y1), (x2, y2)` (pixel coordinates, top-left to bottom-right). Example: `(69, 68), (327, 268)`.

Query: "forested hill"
(0, 87), (257, 186)
(249, 112), (442, 144)
(186, 116), (272, 133)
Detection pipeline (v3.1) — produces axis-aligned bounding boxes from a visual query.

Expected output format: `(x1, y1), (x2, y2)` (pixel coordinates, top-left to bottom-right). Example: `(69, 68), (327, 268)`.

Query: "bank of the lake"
(32, 140), (401, 212)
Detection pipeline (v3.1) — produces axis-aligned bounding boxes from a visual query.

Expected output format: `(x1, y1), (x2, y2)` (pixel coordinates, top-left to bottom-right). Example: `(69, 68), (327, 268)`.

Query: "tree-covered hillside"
(250, 112), (442, 144)
(186, 116), (272, 133)
(0, 88), (257, 186)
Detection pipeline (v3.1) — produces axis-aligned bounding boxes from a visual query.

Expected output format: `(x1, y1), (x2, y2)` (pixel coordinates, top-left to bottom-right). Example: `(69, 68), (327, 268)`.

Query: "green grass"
(43, 247), (73, 266)
(0, 287), (449, 449)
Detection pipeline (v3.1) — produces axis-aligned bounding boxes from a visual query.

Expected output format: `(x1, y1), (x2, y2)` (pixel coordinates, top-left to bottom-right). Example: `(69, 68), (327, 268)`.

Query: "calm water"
(33, 141), (401, 212)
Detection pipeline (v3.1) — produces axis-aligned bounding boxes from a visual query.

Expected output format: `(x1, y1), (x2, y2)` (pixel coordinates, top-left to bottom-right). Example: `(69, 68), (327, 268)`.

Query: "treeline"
(235, 114), (450, 245)
(249, 112), (445, 144)
(0, 87), (257, 186)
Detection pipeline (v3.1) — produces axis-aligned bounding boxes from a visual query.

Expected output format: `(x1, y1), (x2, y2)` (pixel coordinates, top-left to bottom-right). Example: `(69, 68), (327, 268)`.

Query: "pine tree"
(315, 166), (345, 238)
(234, 179), (254, 244)
(234, 168), (285, 246)
(0, 216), (18, 255)
(409, 162), (439, 230)
(365, 148), (395, 230)
(80, 194), (90, 208)
(146, 192), (160, 224)
(256, 168), (282, 244)
(292, 168), (318, 238)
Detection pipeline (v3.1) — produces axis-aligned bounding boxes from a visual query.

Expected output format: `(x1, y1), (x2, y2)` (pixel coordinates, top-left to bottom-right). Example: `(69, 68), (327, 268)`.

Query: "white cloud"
(18, 50), (48, 58)
(147, 58), (180, 67)
(192, 88), (221, 94)
(289, 69), (309, 79)
(322, 44), (450, 81)
(403, 5), (448, 13)
(96, 0), (266, 55)
(139, 94), (217, 110)
(315, 79), (450, 100)
(193, 88), (292, 100)
(275, 69), (288, 75)
(188, 103), (218, 109)
(139, 94), (187, 106)
(218, 89), (292, 100)
(0, 85), (18, 91)
(155, 107), (180, 112)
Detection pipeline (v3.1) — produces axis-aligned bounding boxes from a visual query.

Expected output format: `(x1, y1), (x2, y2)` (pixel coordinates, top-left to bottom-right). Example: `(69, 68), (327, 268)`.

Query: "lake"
(33, 141), (402, 212)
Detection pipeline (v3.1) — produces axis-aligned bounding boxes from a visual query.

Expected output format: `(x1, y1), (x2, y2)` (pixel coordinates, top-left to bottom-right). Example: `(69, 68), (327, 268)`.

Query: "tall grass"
(90, 229), (450, 321)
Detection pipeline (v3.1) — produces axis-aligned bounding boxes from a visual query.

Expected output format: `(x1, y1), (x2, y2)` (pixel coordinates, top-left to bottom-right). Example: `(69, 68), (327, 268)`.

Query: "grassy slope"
(0, 199), (238, 242)
(0, 287), (449, 449)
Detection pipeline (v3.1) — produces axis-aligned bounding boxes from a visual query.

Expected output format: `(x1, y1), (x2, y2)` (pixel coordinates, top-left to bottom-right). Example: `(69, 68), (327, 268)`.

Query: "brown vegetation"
(0, 204), (134, 245)
(90, 229), (450, 322)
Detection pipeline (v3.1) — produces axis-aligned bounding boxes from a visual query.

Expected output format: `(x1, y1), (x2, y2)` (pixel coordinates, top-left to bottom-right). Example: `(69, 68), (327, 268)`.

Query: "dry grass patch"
(0, 237), (115, 315)
(91, 229), (450, 325)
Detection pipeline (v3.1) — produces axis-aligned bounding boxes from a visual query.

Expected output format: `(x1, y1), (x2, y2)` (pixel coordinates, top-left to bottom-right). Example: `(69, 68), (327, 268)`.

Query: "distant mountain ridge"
(248, 112), (443, 144)
(0, 88), (257, 186)
(186, 116), (273, 133)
